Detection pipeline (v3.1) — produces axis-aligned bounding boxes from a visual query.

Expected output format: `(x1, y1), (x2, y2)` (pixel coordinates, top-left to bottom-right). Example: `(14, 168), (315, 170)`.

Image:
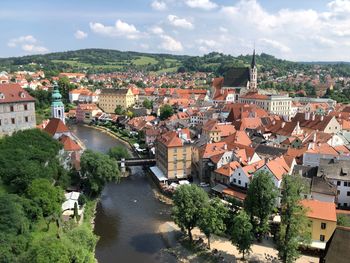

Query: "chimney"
(320, 115), (324, 121)
(312, 114), (315, 121)
(305, 112), (310, 120)
(313, 132), (317, 143)
(248, 156), (251, 163)
(281, 122), (286, 128)
(224, 144), (227, 150)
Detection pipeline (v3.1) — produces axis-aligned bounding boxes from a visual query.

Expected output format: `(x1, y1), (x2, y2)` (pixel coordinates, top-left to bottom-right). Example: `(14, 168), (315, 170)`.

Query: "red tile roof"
(301, 199), (337, 222)
(44, 118), (69, 136)
(0, 83), (35, 104)
(59, 135), (81, 151)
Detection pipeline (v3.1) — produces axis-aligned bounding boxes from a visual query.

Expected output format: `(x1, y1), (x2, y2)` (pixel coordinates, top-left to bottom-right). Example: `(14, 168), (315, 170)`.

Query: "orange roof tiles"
(59, 135), (81, 152)
(44, 118), (69, 136)
(215, 161), (241, 177)
(0, 83), (35, 104)
(301, 199), (337, 222)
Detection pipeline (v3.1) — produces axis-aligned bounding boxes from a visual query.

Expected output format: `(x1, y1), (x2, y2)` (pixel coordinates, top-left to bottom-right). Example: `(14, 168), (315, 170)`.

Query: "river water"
(70, 125), (176, 263)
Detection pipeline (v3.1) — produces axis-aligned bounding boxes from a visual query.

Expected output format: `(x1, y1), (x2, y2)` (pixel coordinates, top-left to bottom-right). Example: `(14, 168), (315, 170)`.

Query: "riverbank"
(82, 124), (136, 157)
(158, 221), (319, 263)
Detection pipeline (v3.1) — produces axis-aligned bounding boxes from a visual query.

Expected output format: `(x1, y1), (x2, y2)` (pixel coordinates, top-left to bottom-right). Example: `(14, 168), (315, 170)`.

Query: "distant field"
(155, 67), (178, 73)
(132, 56), (158, 66)
(52, 59), (123, 69)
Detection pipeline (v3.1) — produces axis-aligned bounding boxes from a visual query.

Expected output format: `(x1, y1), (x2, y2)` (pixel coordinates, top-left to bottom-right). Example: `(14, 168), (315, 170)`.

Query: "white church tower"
(51, 82), (65, 124)
(249, 49), (257, 91)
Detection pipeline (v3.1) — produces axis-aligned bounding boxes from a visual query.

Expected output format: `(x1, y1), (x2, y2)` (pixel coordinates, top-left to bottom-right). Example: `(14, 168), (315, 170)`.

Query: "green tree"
(198, 198), (228, 248)
(230, 210), (254, 260)
(172, 184), (209, 242)
(114, 105), (124, 115)
(142, 98), (153, 109)
(74, 202), (79, 222)
(244, 171), (278, 241)
(337, 214), (350, 227)
(159, 104), (174, 120)
(58, 76), (76, 104)
(277, 174), (311, 263)
(0, 194), (31, 262)
(108, 146), (131, 160)
(26, 178), (64, 218)
(80, 150), (120, 196)
(0, 129), (62, 193)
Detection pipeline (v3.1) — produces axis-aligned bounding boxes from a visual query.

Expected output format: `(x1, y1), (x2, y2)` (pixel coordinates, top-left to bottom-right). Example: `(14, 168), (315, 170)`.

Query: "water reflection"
(71, 125), (175, 263)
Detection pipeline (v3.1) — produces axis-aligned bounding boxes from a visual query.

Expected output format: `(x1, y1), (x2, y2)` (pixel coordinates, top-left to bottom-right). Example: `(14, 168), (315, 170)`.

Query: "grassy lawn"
(155, 67), (178, 74)
(132, 56), (158, 66)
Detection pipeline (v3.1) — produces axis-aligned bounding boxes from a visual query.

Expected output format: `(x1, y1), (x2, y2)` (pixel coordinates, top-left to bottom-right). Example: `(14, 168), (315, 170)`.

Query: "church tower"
(51, 82), (65, 124)
(249, 49), (257, 91)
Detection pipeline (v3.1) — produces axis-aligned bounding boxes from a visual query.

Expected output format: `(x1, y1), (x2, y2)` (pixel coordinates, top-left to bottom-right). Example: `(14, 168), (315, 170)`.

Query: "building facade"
(99, 88), (135, 113)
(239, 93), (292, 116)
(0, 83), (36, 137)
(155, 129), (192, 180)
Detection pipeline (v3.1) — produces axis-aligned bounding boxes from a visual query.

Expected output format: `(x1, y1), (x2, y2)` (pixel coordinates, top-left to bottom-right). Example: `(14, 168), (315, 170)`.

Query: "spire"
(251, 49), (256, 68)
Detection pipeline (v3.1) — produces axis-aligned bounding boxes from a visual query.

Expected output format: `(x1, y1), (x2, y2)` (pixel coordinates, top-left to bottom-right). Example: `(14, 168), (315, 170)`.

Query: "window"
(10, 105), (14, 112)
(344, 203), (348, 207)
(245, 183), (248, 188)
(337, 181), (341, 186)
(345, 182), (348, 187)
(233, 179), (236, 183)
(238, 180), (241, 185)
(24, 104), (28, 110)
(25, 116), (28, 122)
(320, 235), (325, 242)
(347, 191), (350, 196)
(11, 118), (15, 124)
(321, 223), (327, 229)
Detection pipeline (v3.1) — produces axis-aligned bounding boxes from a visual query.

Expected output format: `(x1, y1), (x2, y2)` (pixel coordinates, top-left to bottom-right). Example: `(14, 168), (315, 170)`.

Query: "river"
(70, 125), (176, 263)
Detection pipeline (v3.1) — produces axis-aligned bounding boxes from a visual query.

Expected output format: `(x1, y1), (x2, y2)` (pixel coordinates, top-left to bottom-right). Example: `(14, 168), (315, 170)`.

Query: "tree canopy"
(198, 197), (228, 248)
(244, 171), (278, 241)
(172, 184), (209, 242)
(0, 129), (63, 193)
(108, 146), (130, 160)
(230, 210), (254, 260)
(277, 174), (310, 263)
(26, 178), (64, 218)
(80, 149), (120, 196)
(159, 104), (174, 120)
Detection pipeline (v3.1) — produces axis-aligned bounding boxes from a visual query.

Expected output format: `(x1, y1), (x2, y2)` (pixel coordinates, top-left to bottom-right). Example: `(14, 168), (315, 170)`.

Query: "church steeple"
(51, 82), (65, 124)
(249, 49), (258, 91)
(251, 49), (256, 69)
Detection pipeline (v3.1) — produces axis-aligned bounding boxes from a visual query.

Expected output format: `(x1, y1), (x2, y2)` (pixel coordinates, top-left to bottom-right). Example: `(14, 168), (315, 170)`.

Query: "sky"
(1, 0), (350, 61)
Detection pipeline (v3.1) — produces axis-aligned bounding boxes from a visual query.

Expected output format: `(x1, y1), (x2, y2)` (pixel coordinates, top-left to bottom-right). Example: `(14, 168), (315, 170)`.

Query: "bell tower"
(51, 82), (65, 124)
(249, 49), (257, 91)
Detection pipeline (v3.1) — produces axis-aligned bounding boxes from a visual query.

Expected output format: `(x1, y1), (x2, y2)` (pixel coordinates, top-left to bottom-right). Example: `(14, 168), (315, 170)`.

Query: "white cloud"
(90, 19), (141, 39)
(151, 0), (167, 11)
(197, 39), (218, 48)
(168, 15), (194, 29)
(150, 26), (164, 35)
(22, 44), (48, 53)
(219, 26), (228, 33)
(258, 38), (291, 53)
(7, 35), (48, 53)
(8, 35), (37, 47)
(185, 0), (217, 10)
(74, 30), (88, 39)
(328, 0), (350, 13)
(159, 35), (183, 51)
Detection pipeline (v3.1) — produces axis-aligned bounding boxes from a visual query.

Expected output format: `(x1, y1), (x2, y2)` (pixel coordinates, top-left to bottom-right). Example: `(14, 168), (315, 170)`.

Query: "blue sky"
(1, 0), (350, 61)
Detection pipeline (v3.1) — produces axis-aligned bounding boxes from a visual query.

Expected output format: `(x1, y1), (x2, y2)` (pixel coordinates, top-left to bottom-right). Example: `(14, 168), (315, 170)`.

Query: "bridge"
(116, 158), (156, 170)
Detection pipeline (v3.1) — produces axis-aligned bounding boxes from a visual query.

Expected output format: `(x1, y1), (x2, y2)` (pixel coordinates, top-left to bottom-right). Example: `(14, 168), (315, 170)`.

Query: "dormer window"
(0, 93), (4, 99)
(20, 92), (26, 98)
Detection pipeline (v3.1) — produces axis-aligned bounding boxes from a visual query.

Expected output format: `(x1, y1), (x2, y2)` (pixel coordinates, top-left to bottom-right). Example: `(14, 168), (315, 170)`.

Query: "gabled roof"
(223, 67), (250, 87)
(44, 118), (69, 136)
(0, 83), (35, 104)
(301, 199), (337, 222)
(59, 135), (81, 152)
(324, 227), (350, 263)
(214, 161), (241, 177)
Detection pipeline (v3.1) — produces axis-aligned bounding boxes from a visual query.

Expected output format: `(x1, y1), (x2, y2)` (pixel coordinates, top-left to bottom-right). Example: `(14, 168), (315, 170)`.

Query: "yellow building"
(301, 199), (337, 248)
(155, 129), (192, 180)
(98, 88), (135, 113)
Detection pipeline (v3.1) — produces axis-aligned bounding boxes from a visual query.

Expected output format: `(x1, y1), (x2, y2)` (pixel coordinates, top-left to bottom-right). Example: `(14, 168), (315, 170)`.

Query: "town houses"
(1, 49), (350, 258)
